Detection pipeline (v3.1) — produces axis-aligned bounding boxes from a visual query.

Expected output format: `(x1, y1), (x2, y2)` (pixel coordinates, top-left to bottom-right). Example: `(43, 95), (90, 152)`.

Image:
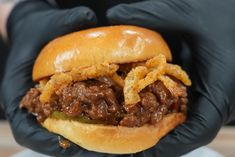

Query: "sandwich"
(20, 25), (191, 154)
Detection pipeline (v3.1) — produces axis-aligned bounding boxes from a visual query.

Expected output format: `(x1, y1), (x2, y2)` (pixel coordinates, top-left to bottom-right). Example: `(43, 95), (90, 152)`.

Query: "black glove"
(0, 1), (113, 156)
(107, 0), (235, 156)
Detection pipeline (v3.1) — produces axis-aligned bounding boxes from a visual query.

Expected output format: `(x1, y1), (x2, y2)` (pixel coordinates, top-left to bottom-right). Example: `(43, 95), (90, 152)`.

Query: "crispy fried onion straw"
(40, 63), (119, 103)
(39, 54), (191, 106)
(165, 64), (191, 86)
(110, 73), (125, 87)
(124, 54), (191, 105)
(158, 75), (186, 97)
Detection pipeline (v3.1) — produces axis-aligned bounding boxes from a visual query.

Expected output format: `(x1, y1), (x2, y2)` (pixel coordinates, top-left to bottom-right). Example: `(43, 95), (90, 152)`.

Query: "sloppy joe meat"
(20, 77), (187, 127)
(21, 77), (187, 127)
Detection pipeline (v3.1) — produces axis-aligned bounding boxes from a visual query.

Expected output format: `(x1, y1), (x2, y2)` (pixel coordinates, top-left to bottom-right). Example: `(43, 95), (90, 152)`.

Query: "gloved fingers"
(187, 36), (235, 121)
(0, 59), (34, 113)
(10, 7), (97, 44)
(8, 0), (97, 44)
(59, 6), (97, 30)
(41, 6), (97, 42)
(7, 0), (52, 39)
(106, 0), (192, 32)
(135, 93), (222, 157)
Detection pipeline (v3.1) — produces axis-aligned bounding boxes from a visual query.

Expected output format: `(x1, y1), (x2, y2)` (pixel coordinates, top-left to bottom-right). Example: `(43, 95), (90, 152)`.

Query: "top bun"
(33, 25), (172, 81)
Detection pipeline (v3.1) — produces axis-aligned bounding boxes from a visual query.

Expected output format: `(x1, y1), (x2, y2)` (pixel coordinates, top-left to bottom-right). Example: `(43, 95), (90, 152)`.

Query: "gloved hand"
(0, 1), (112, 156)
(107, 0), (235, 156)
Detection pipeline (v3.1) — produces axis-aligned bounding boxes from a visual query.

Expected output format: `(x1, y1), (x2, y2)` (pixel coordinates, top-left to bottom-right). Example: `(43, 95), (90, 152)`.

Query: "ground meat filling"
(20, 76), (187, 127)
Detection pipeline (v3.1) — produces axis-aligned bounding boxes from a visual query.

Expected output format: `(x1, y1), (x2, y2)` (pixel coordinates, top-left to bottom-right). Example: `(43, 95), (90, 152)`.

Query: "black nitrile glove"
(0, 1), (117, 157)
(106, 0), (235, 156)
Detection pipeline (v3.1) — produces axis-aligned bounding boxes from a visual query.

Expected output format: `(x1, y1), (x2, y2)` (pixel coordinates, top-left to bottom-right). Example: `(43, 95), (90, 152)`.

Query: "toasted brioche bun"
(33, 25), (172, 81)
(42, 113), (185, 154)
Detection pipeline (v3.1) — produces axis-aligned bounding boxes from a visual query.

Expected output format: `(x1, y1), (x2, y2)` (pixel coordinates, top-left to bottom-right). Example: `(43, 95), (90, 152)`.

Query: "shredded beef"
(20, 77), (187, 127)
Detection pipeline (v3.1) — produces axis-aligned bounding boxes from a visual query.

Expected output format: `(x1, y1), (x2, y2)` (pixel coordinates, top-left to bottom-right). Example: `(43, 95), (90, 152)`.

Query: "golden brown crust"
(42, 113), (185, 154)
(33, 25), (172, 81)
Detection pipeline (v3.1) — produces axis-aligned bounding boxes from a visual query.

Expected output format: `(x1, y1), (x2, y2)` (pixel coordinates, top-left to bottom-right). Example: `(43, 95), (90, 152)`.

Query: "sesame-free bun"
(42, 113), (185, 154)
(33, 25), (172, 81)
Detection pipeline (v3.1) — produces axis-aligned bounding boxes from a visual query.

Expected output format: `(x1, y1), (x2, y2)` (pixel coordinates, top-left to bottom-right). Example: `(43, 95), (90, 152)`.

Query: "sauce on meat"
(20, 77), (187, 127)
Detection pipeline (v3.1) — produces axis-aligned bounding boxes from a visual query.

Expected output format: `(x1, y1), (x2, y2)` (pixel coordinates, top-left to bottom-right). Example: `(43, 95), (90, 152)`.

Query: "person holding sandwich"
(0, 0), (235, 157)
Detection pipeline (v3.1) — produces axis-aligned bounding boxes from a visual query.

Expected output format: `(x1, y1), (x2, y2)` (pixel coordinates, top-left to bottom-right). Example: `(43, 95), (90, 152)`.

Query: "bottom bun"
(42, 113), (186, 154)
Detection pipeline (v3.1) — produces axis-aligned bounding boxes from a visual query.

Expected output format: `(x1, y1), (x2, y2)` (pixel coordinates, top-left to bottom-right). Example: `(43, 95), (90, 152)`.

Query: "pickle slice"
(50, 111), (104, 124)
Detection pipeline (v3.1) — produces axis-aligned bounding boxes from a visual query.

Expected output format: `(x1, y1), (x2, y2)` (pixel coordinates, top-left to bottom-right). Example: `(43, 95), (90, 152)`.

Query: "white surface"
(12, 150), (51, 157)
(182, 147), (224, 157)
(12, 147), (224, 157)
